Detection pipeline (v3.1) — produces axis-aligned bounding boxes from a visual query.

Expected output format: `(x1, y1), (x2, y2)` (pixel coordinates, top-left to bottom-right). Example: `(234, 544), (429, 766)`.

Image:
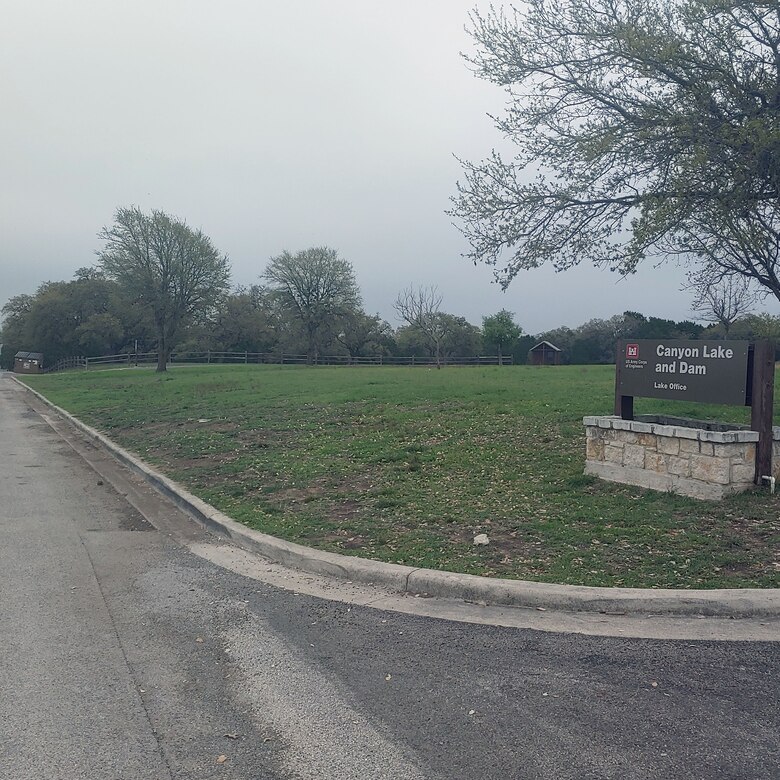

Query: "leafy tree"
(745, 312), (780, 342)
(393, 325), (430, 358)
(510, 334), (537, 365)
(440, 314), (482, 358)
(99, 207), (230, 371)
(673, 319), (706, 339)
(3, 273), (140, 366)
(451, 1), (780, 301)
(569, 336), (604, 365)
(335, 311), (395, 359)
(28, 283), (81, 360)
(622, 311), (704, 340)
(1, 274), (136, 365)
(209, 286), (279, 354)
(73, 312), (125, 356)
(570, 318), (623, 364)
(0, 294), (33, 367)
(264, 247), (361, 363)
(395, 314), (481, 361)
(482, 309), (522, 363)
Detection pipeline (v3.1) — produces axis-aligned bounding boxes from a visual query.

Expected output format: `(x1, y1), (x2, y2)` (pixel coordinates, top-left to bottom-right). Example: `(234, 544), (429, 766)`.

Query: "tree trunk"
(156, 332), (168, 372)
(306, 322), (318, 365)
(498, 344), (503, 365)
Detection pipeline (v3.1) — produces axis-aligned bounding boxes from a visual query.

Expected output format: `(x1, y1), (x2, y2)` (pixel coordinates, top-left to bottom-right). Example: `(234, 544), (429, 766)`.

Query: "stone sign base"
(582, 415), (775, 501)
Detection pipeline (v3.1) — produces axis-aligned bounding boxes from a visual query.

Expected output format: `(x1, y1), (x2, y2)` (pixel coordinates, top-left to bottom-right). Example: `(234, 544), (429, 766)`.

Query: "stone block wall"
(583, 416), (760, 500)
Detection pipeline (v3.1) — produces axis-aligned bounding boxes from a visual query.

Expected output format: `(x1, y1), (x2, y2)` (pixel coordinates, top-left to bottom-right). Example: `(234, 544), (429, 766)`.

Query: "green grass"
(21, 364), (780, 589)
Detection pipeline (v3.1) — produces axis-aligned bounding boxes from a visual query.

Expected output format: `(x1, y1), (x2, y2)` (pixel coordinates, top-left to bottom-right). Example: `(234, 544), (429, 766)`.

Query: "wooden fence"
(45, 351), (513, 373)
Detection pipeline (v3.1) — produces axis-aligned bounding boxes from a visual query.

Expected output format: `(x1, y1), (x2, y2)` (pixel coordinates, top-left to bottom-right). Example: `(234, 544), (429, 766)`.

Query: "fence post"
(751, 340), (775, 484)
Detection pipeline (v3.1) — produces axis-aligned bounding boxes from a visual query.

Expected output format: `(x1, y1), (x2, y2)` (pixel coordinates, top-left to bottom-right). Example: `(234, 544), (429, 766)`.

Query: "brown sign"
(617, 339), (750, 406)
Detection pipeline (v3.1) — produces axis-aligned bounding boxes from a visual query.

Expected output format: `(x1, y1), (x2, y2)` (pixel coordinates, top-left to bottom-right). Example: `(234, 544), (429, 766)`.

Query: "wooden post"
(613, 344), (634, 420)
(750, 340), (775, 484)
(615, 394), (634, 420)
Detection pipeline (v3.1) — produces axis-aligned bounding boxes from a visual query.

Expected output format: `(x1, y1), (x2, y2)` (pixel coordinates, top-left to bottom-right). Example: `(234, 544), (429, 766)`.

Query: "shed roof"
(15, 351), (44, 360)
(529, 341), (561, 352)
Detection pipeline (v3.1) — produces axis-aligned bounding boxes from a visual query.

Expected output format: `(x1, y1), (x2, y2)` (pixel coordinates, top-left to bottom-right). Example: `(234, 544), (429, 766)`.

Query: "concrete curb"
(14, 377), (780, 618)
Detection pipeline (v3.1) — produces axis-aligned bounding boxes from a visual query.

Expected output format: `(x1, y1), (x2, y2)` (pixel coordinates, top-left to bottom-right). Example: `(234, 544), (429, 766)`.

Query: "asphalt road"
(1, 373), (778, 779)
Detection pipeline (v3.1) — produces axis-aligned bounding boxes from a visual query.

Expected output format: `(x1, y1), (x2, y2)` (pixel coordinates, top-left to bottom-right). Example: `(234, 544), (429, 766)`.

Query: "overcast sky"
(1, 0), (732, 335)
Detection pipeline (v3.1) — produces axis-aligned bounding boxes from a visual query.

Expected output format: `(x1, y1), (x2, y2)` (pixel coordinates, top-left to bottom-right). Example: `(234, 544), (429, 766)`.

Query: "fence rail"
(44, 350), (513, 373)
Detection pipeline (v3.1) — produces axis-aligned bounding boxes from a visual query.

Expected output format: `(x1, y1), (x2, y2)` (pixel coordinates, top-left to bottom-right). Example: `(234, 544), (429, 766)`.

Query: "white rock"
(473, 533), (490, 546)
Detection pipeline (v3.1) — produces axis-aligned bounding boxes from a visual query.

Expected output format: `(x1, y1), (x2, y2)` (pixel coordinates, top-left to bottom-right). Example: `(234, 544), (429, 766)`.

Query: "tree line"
(4, 267), (777, 371)
(0, 262), (502, 369)
(0, 207), (490, 370)
(3, 206), (778, 372)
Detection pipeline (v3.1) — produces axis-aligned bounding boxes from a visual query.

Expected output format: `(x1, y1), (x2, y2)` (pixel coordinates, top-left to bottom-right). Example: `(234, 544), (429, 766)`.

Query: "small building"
(14, 351), (44, 374)
(528, 341), (562, 366)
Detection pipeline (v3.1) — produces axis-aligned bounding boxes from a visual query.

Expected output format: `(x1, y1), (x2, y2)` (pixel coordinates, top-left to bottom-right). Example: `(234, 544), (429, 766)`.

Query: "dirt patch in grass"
(328, 499), (362, 522)
(274, 484), (326, 504)
(314, 528), (369, 550)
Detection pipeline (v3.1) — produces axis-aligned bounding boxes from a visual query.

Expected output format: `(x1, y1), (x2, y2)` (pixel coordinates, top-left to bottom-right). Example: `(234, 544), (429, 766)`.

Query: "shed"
(14, 351), (44, 374)
(528, 341), (562, 366)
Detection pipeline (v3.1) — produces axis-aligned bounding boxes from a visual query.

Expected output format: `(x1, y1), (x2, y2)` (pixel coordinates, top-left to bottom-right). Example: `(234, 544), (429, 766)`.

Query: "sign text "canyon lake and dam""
(617, 339), (750, 406)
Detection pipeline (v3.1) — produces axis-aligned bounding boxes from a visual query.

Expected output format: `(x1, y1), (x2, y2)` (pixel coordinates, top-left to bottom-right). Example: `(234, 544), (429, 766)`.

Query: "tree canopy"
(263, 247), (361, 362)
(0, 274), (136, 365)
(335, 311), (394, 359)
(482, 309), (522, 361)
(450, 1), (780, 300)
(99, 207), (230, 371)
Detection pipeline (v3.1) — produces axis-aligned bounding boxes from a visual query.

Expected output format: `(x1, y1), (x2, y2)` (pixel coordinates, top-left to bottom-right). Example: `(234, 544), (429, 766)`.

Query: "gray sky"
(1, 0), (717, 334)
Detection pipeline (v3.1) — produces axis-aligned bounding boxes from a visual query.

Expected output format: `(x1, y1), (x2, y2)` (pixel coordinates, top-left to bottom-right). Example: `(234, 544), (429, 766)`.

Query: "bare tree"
(393, 286), (448, 368)
(686, 272), (761, 336)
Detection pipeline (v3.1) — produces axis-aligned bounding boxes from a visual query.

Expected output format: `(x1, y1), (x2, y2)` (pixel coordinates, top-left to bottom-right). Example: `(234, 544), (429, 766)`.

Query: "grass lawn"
(20, 364), (780, 589)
